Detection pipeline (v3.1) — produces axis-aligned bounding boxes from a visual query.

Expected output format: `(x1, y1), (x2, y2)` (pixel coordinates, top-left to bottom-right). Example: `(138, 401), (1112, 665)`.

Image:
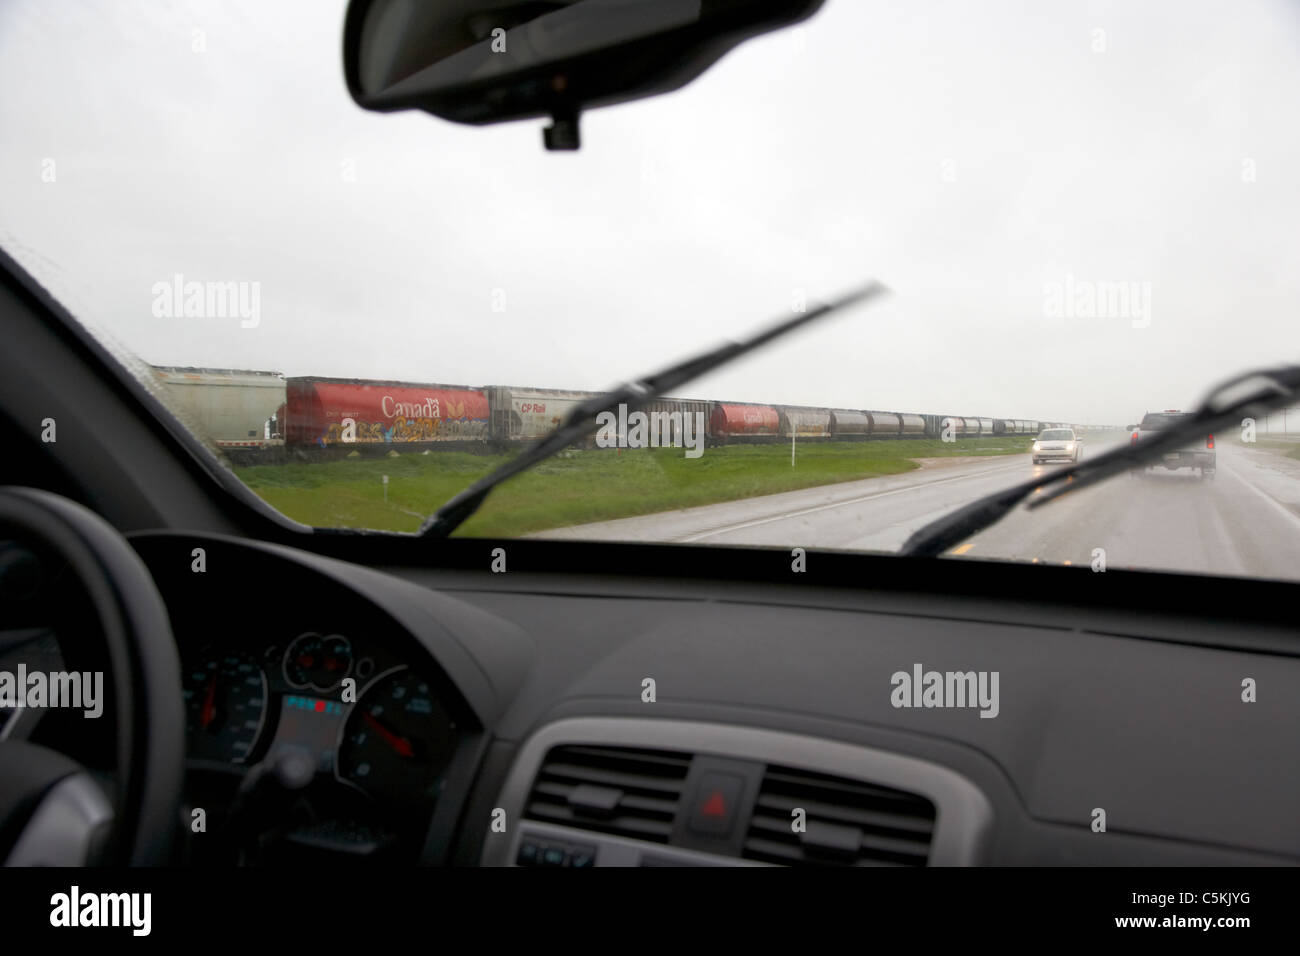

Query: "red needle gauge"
(185, 650), (268, 765)
(201, 674), (217, 730)
(364, 712), (413, 758)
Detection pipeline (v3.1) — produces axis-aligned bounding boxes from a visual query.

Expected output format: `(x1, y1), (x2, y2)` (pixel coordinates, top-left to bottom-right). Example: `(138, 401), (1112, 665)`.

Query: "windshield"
(3, 0), (1300, 582)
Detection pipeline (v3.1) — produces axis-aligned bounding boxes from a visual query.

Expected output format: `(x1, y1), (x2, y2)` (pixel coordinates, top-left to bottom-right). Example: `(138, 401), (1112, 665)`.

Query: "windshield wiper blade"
(419, 280), (891, 538)
(899, 364), (1300, 559)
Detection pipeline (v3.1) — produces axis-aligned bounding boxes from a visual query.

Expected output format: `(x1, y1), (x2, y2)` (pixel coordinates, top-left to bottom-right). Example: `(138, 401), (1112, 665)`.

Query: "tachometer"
(336, 667), (456, 803)
(183, 648), (268, 764)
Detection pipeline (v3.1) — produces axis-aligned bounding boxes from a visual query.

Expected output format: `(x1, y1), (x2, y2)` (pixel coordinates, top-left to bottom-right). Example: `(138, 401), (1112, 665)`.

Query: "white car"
(1032, 428), (1082, 464)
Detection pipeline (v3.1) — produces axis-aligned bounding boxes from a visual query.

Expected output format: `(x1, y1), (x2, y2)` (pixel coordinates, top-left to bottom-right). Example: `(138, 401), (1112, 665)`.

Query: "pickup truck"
(1131, 410), (1216, 479)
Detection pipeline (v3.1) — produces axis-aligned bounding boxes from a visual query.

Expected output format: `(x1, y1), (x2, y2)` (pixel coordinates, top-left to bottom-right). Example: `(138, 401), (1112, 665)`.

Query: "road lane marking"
(676, 459), (1027, 543)
(950, 543), (975, 555)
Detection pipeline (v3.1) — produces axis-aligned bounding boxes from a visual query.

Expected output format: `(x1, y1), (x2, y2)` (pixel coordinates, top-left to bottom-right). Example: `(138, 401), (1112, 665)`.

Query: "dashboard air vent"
(744, 765), (936, 866)
(524, 745), (692, 844)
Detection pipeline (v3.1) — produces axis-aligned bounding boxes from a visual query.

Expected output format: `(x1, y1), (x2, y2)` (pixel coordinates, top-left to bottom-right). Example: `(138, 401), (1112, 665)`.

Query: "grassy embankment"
(234, 436), (1032, 536)
(1251, 438), (1300, 461)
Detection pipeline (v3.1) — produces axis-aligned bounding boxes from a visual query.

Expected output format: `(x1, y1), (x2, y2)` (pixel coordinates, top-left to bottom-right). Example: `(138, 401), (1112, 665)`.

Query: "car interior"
(2, 246), (1297, 871)
(0, 0), (1296, 885)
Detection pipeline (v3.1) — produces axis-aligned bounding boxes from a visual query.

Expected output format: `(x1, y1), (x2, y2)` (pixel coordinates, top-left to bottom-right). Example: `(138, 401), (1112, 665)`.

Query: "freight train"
(151, 366), (287, 456)
(151, 366), (1068, 463)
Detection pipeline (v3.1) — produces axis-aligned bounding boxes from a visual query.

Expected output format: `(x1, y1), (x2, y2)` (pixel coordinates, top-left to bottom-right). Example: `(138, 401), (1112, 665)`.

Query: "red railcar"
(708, 403), (780, 439)
(284, 377), (490, 447)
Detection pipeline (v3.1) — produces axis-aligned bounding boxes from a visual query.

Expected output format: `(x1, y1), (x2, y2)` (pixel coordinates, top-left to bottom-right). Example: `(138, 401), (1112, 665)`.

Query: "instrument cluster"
(181, 630), (458, 806)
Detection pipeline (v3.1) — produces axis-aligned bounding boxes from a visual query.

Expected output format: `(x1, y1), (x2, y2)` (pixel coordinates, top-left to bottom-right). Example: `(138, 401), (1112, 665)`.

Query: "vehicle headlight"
(1032, 441), (1041, 450)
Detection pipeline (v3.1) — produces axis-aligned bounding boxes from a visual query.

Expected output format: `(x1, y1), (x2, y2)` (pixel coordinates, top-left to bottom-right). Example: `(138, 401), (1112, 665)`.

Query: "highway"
(534, 437), (1300, 579)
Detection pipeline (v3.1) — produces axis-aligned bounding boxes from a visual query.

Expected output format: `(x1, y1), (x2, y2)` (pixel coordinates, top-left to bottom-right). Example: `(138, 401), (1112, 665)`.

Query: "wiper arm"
(420, 280), (891, 538)
(899, 364), (1300, 558)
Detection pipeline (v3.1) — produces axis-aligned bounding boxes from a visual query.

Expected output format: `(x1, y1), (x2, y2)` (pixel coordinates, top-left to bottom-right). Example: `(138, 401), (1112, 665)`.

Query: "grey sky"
(1, 0), (1297, 426)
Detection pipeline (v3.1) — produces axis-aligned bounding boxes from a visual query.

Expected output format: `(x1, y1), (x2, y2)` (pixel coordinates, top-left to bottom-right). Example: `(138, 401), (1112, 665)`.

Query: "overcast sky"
(1, 0), (1297, 426)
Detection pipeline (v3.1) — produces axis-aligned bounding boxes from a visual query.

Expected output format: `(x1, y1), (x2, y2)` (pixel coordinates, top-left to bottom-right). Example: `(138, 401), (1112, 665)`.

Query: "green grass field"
(234, 436), (1033, 536)
(1252, 439), (1300, 462)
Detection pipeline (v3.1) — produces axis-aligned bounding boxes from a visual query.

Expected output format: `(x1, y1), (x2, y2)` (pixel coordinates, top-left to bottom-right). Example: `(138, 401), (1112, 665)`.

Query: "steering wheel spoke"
(0, 740), (114, 866)
(0, 704), (46, 743)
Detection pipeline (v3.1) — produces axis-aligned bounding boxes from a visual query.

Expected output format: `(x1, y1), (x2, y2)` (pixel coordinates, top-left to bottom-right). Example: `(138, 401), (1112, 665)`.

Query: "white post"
(791, 428), (797, 467)
(382, 474), (388, 503)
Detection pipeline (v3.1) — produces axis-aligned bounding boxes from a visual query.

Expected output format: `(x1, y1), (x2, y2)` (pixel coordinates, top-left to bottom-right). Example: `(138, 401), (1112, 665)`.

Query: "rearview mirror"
(343, 0), (825, 150)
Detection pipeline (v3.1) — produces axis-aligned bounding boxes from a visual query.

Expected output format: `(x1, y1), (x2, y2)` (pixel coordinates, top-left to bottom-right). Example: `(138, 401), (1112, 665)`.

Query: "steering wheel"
(0, 487), (183, 865)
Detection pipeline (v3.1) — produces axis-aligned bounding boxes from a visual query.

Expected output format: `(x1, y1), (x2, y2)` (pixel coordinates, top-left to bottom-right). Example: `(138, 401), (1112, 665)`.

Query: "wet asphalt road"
(533, 438), (1300, 579)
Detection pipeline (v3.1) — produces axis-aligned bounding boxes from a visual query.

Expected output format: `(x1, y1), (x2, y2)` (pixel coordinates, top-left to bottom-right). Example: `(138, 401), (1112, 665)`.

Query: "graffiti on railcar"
(321, 415), (489, 444)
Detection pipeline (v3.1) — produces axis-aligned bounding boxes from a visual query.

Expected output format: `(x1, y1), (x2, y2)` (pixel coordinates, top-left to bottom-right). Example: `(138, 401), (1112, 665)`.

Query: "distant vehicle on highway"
(1031, 427), (1082, 464)
(1132, 410), (1216, 479)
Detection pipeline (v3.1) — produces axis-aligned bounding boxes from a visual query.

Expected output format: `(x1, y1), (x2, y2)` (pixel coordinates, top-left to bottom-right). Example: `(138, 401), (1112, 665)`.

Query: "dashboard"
(4, 524), (1298, 868)
(114, 530), (1300, 867)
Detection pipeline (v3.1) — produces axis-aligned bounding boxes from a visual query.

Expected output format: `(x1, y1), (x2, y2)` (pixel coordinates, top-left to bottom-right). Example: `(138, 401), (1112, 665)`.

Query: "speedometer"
(335, 667), (456, 803)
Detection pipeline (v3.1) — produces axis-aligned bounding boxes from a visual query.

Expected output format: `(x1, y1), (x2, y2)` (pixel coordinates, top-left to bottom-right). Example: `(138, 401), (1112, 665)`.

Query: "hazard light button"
(688, 772), (744, 837)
